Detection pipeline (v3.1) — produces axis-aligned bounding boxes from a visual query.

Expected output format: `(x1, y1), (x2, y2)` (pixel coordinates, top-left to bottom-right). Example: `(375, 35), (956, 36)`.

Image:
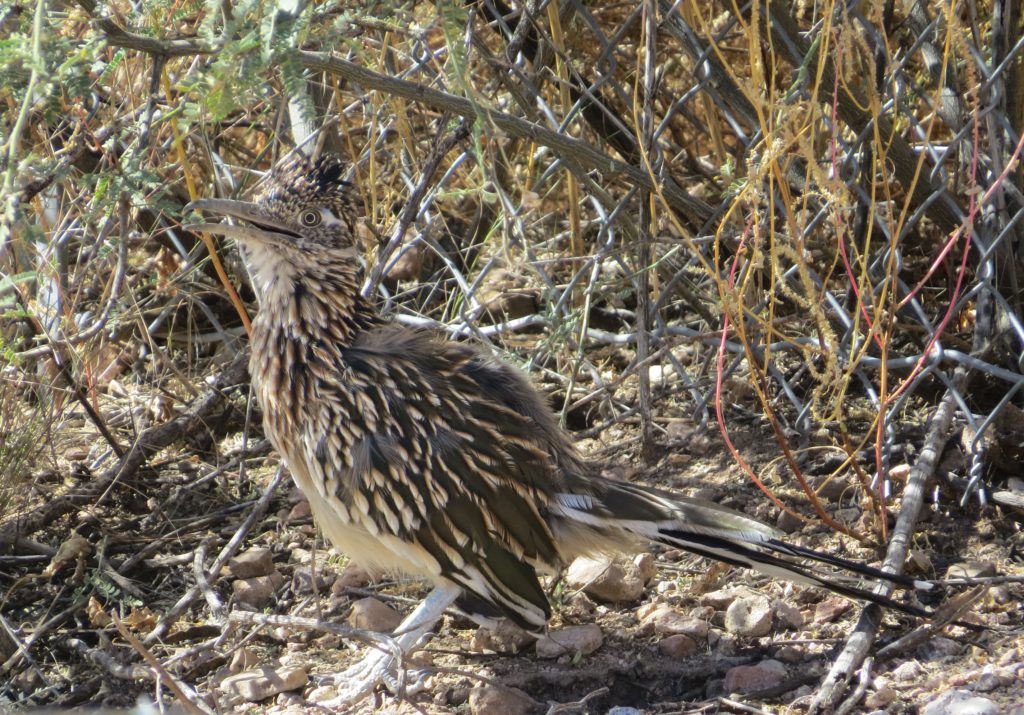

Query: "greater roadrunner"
(186, 155), (933, 704)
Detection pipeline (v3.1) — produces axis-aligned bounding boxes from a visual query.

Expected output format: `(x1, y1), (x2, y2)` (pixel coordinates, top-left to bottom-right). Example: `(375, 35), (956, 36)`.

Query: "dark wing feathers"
(336, 325), (931, 627)
(338, 328), (559, 629)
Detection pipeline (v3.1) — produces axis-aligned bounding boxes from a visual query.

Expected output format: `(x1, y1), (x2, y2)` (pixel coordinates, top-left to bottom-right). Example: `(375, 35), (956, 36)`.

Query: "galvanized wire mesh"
(296, 0), (1024, 516)
(6, 0), (1023, 524)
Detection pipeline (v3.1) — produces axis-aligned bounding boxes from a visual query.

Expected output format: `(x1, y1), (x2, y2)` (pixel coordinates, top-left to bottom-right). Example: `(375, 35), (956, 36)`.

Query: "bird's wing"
(309, 327), (561, 630)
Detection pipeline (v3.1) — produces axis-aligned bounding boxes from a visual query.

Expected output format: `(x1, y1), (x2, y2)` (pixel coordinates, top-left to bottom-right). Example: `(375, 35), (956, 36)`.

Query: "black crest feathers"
(257, 154), (351, 207)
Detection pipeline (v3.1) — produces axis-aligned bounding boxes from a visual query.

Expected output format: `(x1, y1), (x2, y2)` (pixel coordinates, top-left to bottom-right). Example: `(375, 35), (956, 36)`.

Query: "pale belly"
(285, 450), (445, 581)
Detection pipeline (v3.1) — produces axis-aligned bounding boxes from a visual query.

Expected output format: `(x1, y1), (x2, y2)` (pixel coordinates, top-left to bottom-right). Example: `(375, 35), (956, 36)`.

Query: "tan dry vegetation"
(1, 0), (1022, 713)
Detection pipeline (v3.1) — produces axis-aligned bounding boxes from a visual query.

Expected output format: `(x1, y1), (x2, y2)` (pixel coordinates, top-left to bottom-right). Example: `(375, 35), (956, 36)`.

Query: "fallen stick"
(809, 371), (965, 714)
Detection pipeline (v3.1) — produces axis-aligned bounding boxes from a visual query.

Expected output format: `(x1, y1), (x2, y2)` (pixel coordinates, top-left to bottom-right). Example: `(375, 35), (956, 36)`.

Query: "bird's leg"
(319, 583), (461, 706)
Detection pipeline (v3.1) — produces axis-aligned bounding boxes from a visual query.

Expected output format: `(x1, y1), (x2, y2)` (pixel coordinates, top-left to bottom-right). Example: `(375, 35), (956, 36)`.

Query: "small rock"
(633, 553), (657, 583)
(229, 647), (260, 673)
(922, 689), (999, 715)
(220, 665), (308, 702)
(775, 645), (804, 663)
(974, 670), (1001, 692)
(307, 684), (339, 703)
(865, 687), (898, 708)
(292, 566), (331, 594)
(641, 608), (710, 639)
(812, 475), (846, 500)
(561, 591), (598, 623)
(565, 555), (645, 603)
(776, 509), (804, 533)
(989, 664), (1017, 688)
(814, 596), (853, 623)
(232, 573), (284, 610)
(659, 634), (698, 658)
(276, 690), (303, 706)
(889, 464), (912, 481)
(347, 597), (402, 633)
(891, 660), (922, 682)
(471, 621), (534, 654)
(648, 364), (670, 383)
(288, 547), (313, 565)
(997, 647), (1021, 665)
(332, 563), (373, 591)
(949, 669), (981, 689)
(535, 624), (602, 659)
(228, 548), (276, 579)
(468, 684), (535, 715)
(700, 586), (756, 610)
(773, 600), (804, 630)
(286, 500), (311, 523)
(65, 447), (90, 462)
(925, 637), (962, 658)
(724, 659), (787, 694)
(725, 595), (772, 637)
(636, 601), (666, 621)
(712, 632), (735, 656)
(447, 687), (471, 706)
(946, 561), (997, 579)
(690, 605), (715, 620)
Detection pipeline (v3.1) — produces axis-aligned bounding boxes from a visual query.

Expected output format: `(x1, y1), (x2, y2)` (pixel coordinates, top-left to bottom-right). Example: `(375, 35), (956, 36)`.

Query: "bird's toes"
(377, 662), (431, 697)
(312, 649), (429, 707)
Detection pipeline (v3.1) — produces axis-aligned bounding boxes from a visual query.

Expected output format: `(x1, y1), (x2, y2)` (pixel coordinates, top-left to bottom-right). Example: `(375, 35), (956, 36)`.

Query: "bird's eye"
(299, 209), (322, 227)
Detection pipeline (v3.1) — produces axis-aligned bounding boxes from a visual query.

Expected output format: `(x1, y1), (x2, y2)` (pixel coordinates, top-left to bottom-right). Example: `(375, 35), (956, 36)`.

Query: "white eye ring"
(299, 209), (322, 227)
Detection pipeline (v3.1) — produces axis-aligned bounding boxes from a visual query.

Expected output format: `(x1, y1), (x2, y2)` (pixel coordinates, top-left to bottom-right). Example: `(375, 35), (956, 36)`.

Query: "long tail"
(554, 479), (935, 617)
(655, 529), (932, 617)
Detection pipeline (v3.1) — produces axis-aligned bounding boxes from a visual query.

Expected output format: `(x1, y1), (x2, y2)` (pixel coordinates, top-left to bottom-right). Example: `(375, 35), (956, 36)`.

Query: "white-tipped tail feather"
(553, 482), (934, 618)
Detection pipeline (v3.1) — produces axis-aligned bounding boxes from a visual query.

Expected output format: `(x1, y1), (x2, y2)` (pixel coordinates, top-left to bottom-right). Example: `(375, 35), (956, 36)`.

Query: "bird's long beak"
(183, 198), (300, 246)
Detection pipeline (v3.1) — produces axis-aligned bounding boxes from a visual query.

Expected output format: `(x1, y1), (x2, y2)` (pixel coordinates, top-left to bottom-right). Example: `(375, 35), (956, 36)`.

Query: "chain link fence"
(5, 0), (1024, 527)
(280, 1), (1024, 520)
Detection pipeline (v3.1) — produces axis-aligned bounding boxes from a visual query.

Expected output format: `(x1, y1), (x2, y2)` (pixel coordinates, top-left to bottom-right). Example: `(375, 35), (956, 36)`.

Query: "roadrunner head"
(185, 154), (362, 284)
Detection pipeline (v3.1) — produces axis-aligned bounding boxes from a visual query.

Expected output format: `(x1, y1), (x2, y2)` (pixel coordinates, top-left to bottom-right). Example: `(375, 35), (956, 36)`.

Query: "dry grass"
(1, 0), (1022, 711)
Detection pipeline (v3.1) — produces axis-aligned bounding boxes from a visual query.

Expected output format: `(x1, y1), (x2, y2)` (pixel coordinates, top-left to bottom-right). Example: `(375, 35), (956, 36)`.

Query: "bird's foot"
(314, 645), (430, 708)
(312, 586), (460, 708)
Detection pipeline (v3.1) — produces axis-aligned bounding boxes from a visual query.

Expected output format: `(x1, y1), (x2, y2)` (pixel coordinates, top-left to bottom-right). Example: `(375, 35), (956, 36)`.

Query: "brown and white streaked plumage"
(186, 154), (933, 704)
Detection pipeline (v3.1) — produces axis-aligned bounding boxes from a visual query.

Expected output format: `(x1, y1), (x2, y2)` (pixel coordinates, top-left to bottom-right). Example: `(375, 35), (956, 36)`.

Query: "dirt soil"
(2, 399), (1022, 715)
